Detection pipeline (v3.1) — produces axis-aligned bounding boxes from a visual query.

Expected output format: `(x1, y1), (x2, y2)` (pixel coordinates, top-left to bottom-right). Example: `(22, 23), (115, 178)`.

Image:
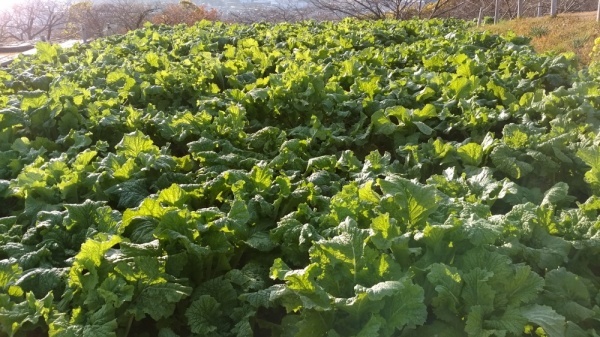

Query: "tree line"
(0, 0), (217, 43)
(0, 0), (597, 44)
(231, 0), (597, 23)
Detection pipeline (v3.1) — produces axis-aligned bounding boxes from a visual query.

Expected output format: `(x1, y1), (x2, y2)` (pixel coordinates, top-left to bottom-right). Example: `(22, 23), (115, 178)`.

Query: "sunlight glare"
(0, 0), (23, 14)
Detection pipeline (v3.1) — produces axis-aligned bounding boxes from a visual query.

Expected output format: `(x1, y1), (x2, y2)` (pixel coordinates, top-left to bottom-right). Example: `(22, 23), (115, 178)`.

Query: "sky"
(0, 0), (23, 13)
(0, 0), (171, 14)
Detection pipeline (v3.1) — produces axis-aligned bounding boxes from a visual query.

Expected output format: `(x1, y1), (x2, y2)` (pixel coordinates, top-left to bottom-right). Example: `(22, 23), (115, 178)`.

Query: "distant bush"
(483, 16), (494, 24)
(151, 1), (218, 26)
(529, 25), (549, 37)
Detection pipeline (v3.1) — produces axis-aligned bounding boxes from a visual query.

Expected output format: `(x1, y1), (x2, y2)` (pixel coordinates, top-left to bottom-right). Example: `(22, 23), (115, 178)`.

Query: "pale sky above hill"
(0, 0), (78, 14)
(0, 0), (165, 14)
(0, 0), (23, 13)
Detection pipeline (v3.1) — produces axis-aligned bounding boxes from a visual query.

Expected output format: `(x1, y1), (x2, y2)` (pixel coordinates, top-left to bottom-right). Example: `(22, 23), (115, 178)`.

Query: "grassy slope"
(476, 11), (600, 65)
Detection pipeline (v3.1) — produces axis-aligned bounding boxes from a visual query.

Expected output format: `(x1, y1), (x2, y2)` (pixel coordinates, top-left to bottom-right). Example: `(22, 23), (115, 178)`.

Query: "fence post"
(477, 7), (483, 25)
(537, 0), (542, 16)
(80, 25), (87, 44)
(597, 0), (600, 21)
(550, 0), (557, 17)
(517, 0), (522, 18)
(494, 0), (500, 23)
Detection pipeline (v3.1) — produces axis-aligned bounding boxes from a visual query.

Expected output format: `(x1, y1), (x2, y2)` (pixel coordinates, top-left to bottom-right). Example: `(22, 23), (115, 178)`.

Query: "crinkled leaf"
(458, 143), (483, 166)
(543, 268), (594, 322)
(105, 179), (149, 209)
(521, 304), (566, 337)
(460, 216), (503, 245)
(245, 231), (276, 252)
(427, 263), (463, 322)
(115, 130), (159, 157)
(64, 199), (107, 229)
(486, 307), (528, 335)
(377, 175), (438, 228)
(186, 295), (221, 335)
(128, 281), (192, 320)
(461, 268), (496, 311)
(491, 145), (533, 179)
(15, 267), (66, 299)
(49, 305), (117, 337)
(464, 305), (499, 337)
(157, 184), (189, 208)
(541, 182), (573, 207)
(502, 265), (544, 307)
(0, 292), (53, 337)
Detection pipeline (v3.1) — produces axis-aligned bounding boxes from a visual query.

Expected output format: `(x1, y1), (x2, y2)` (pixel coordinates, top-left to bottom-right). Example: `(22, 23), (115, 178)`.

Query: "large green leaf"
(521, 305), (566, 337)
(115, 131), (159, 157)
(490, 145), (534, 179)
(577, 146), (600, 193)
(377, 175), (438, 229)
(457, 143), (483, 166)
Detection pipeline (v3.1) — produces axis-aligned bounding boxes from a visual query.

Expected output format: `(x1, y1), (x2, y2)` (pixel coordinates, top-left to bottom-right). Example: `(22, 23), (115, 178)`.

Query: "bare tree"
(3, 0), (70, 42)
(66, 1), (113, 39)
(227, 0), (335, 23)
(308, 0), (409, 19)
(0, 12), (10, 43)
(307, 0), (464, 20)
(41, 1), (71, 40)
(65, 0), (163, 39)
(559, 0), (595, 12)
(102, 0), (161, 32)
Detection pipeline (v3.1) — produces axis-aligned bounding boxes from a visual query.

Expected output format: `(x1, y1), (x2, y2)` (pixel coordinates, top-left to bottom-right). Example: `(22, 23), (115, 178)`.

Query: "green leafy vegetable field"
(2, 18), (600, 337)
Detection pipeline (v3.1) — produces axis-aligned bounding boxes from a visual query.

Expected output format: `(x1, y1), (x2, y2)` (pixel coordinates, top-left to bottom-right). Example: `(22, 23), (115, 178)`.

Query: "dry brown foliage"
(151, 2), (218, 26)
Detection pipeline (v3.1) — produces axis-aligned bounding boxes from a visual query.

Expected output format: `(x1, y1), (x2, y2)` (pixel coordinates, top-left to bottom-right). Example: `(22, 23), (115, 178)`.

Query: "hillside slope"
(478, 11), (600, 65)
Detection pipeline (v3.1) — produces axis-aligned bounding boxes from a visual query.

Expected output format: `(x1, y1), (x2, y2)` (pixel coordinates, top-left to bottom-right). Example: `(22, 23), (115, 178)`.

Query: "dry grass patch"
(476, 11), (600, 65)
